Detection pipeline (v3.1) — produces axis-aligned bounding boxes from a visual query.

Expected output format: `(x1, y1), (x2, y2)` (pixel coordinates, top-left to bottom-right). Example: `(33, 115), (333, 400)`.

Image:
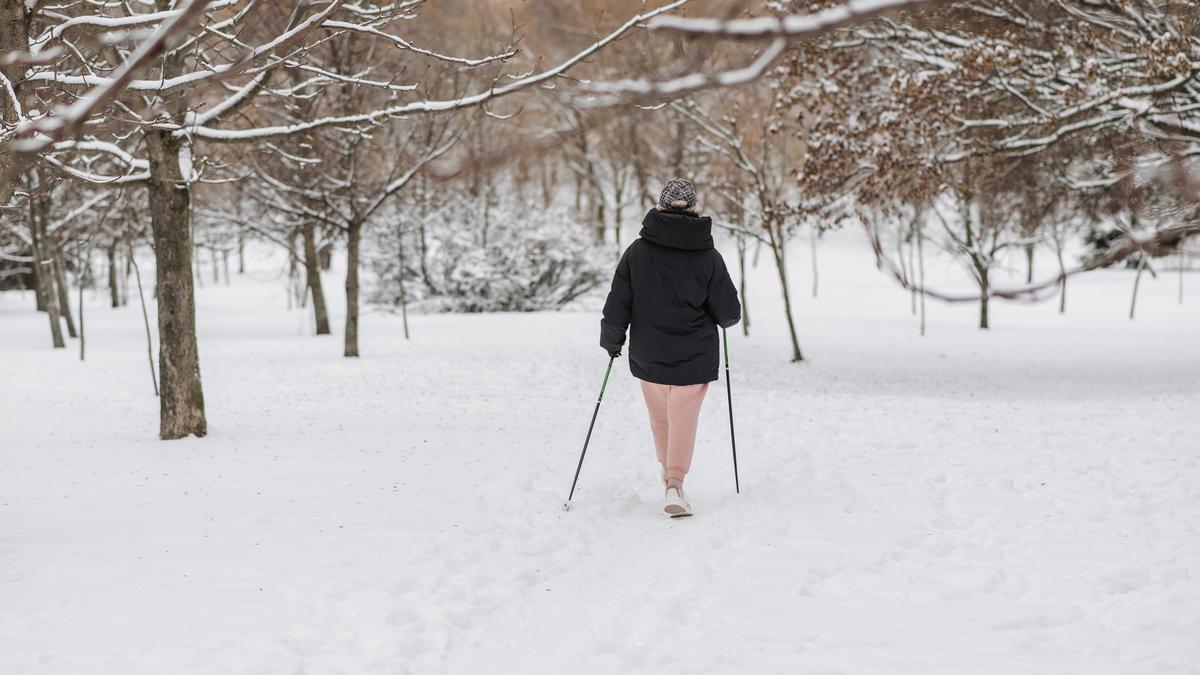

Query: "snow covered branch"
(9, 0), (213, 152)
(648, 0), (947, 39)
(360, 136), (460, 224)
(322, 20), (519, 67)
(581, 40), (786, 105)
(25, 0), (348, 96)
(182, 0), (691, 142)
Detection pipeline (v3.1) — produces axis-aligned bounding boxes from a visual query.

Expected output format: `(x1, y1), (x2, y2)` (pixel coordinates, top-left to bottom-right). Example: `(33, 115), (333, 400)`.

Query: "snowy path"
(2, 238), (1198, 673)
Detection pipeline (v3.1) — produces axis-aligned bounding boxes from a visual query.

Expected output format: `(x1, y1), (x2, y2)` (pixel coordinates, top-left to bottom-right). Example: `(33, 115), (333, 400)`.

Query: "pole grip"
(598, 356), (614, 401)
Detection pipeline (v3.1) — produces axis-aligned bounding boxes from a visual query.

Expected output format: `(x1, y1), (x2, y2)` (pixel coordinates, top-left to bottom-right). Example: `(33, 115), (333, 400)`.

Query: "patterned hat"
(658, 178), (697, 211)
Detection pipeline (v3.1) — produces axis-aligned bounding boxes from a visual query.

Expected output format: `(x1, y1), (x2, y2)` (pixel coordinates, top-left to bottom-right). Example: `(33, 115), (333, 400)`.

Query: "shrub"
(371, 201), (607, 312)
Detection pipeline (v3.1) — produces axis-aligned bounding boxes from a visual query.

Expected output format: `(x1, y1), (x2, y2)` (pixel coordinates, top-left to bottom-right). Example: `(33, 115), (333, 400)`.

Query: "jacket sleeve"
(704, 251), (742, 328)
(600, 246), (633, 353)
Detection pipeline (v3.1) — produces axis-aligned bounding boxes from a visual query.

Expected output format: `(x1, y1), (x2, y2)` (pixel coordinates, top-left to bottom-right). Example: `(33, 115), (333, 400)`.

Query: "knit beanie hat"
(658, 178), (698, 211)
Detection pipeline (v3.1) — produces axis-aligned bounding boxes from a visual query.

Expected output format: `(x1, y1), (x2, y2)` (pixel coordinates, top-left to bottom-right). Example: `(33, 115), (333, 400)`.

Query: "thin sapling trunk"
(767, 217), (803, 362)
(78, 274), (85, 361)
(397, 221), (410, 340)
(344, 220), (361, 357)
(737, 234), (750, 336)
(1130, 254), (1147, 320)
(1056, 245), (1068, 314)
(108, 241), (120, 307)
(917, 223), (927, 336)
(130, 245), (159, 397)
(811, 220), (820, 299)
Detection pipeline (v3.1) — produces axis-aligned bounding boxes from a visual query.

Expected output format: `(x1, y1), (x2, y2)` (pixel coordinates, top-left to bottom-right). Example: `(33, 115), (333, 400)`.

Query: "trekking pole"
(723, 327), (740, 494)
(563, 356), (616, 511)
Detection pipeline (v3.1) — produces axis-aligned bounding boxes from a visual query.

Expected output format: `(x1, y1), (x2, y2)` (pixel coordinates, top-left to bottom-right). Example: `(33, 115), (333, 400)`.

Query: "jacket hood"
(638, 208), (714, 251)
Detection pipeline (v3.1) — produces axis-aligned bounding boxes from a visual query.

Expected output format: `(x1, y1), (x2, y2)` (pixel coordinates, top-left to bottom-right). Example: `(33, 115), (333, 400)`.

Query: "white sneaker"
(664, 486), (692, 518)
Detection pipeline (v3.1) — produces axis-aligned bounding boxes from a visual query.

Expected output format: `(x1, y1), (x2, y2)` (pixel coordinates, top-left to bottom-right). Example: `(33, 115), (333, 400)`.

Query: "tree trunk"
(670, 120), (686, 175)
(481, 194), (492, 249)
(416, 180), (435, 294)
(811, 220), (820, 299)
(0, 147), (28, 215)
(614, 181), (624, 258)
(0, 154), (28, 208)
(978, 265), (990, 330)
(344, 220), (361, 357)
(237, 234), (245, 274)
(33, 270), (47, 310)
(108, 241), (121, 307)
(211, 247), (219, 285)
(1056, 246), (1067, 314)
(130, 245), (159, 397)
(907, 223), (917, 314)
(418, 220), (434, 294)
(397, 221), (410, 340)
(917, 224), (927, 336)
(287, 229), (299, 310)
(78, 278), (85, 361)
(733, 196), (751, 336)
(1130, 254), (1147, 320)
(593, 196), (606, 244)
(31, 230), (47, 312)
(767, 219), (803, 362)
(194, 243), (203, 288)
(145, 128), (206, 439)
(122, 248), (131, 306)
(302, 223), (330, 335)
(222, 249), (230, 285)
(737, 235), (751, 337)
(633, 148), (650, 208)
(1179, 238), (1186, 305)
(53, 255), (77, 338)
(29, 196), (65, 349)
(0, 2), (30, 211)
(41, 264), (65, 348)
(868, 219), (883, 270)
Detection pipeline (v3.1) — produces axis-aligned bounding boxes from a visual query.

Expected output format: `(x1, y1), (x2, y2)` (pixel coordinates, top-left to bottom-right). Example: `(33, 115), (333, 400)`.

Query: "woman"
(600, 178), (741, 518)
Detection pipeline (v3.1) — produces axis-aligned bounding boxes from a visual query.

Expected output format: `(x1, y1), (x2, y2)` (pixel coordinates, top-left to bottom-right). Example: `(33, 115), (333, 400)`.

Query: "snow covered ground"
(2, 232), (1198, 674)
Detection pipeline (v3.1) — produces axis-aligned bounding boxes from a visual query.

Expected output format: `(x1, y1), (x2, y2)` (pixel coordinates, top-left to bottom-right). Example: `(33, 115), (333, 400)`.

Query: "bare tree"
(671, 94), (807, 361)
(4, 0), (691, 438)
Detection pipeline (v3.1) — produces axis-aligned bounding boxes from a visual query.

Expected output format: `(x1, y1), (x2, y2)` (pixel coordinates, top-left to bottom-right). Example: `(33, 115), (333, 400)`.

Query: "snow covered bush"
(371, 200), (607, 312)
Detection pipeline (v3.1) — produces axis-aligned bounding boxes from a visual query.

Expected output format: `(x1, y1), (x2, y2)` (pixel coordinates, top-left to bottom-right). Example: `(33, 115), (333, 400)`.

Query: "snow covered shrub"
(370, 201), (607, 312)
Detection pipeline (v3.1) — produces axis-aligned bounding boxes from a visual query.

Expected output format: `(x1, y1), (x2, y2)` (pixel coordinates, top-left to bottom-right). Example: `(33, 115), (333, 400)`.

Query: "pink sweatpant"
(639, 380), (709, 481)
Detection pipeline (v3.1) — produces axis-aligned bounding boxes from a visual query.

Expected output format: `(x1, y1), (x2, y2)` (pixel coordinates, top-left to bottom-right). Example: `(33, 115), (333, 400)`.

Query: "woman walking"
(600, 178), (741, 518)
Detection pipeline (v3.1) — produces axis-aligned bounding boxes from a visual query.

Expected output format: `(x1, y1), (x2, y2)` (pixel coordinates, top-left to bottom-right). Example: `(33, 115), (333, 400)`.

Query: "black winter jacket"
(600, 208), (741, 385)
